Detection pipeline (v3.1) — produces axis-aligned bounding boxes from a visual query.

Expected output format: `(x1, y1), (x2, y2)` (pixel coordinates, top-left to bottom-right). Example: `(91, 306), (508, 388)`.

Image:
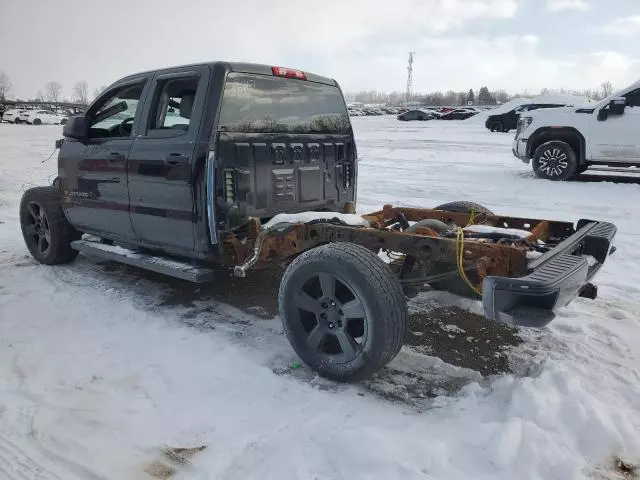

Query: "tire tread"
(279, 243), (408, 381)
(20, 186), (80, 265)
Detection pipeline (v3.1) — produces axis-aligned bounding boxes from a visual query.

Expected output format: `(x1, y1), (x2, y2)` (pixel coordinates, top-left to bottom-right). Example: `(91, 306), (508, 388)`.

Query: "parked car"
(513, 80), (640, 180)
(439, 109), (478, 120)
(397, 109), (436, 121)
(486, 103), (566, 132)
(24, 110), (68, 125)
(19, 110), (36, 123)
(3, 109), (28, 123)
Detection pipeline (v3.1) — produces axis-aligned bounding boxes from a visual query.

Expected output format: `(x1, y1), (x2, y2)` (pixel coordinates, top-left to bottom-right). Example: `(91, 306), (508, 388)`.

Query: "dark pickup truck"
(20, 61), (617, 381)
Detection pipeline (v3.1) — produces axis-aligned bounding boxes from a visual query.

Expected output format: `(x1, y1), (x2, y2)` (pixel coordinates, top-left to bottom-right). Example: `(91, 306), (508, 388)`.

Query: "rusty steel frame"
(224, 205), (579, 284)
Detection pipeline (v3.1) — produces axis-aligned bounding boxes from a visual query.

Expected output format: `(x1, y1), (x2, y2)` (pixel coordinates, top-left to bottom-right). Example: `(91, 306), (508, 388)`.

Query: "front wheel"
(14, 118), (21, 124)
(532, 140), (577, 181)
(489, 121), (503, 132)
(279, 243), (408, 382)
(33, 118), (42, 125)
(20, 186), (81, 265)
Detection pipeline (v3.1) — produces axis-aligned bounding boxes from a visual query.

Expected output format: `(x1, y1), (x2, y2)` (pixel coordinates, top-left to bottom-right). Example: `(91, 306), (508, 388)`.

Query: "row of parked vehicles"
(347, 106), (404, 116)
(2, 108), (68, 125)
(397, 106), (488, 121)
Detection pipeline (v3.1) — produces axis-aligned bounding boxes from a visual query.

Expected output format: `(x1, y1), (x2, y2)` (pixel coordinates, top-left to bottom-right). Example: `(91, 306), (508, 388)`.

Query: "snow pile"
(263, 212), (370, 229)
(464, 224), (532, 239)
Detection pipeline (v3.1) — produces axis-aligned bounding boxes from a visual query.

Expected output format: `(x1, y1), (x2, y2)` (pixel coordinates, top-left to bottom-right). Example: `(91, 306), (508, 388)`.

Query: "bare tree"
(35, 90), (44, 102)
(92, 85), (107, 101)
(600, 81), (613, 99)
(0, 72), (11, 100)
(45, 81), (63, 102)
(73, 81), (89, 105)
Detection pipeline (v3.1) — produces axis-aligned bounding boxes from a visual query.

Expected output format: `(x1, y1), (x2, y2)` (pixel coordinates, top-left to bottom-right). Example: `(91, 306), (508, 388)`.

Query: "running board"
(70, 240), (216, 283)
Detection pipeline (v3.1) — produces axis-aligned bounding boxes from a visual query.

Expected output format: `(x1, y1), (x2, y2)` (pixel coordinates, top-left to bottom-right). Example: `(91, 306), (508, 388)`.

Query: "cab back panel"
(216, 132), (356, 219)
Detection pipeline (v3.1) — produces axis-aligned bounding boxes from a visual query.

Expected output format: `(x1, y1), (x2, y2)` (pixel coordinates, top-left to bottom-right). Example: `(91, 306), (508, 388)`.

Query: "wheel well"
(528, 128), (585, 163)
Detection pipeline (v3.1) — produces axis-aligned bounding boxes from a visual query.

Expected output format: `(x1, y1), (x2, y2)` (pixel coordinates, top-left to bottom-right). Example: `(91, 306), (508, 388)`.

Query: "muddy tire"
(406, 218), (450, 234)
(279, 243), (408, 382)
(20, 186), (81, 265)
(532, 140), (577, 181)
(434, 201), (495, 216)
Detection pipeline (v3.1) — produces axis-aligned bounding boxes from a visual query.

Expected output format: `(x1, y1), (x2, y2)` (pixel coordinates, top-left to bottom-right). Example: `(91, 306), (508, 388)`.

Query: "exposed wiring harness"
(456, 226), (483, 297)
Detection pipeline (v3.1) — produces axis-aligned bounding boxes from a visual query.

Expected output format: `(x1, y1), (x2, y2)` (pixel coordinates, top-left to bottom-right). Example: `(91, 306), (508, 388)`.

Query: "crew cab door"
(59, 77), (150, 240)
(127, 66), (209, 251)
(590, 88), (640, 162)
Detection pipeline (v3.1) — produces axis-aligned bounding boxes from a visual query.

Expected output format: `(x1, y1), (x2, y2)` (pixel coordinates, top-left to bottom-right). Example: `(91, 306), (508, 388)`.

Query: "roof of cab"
(118, 61), (338, 87)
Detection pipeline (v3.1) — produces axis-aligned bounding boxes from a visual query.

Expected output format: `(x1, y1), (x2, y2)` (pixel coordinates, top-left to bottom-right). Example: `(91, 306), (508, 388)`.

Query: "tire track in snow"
(0, 431), (62, 480)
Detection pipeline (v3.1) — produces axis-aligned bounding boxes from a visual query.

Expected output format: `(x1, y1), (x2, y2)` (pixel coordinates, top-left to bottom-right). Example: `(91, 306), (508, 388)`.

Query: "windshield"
(218, 73), (351, 134)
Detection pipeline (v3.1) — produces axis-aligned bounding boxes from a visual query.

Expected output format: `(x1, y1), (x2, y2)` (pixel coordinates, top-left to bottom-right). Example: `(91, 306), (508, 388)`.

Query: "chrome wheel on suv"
(539, 148), (568, 176)
(532, 140), (577, 181)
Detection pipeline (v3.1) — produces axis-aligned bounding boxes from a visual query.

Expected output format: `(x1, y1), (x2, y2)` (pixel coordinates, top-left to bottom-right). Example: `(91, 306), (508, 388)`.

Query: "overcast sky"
(2, 0), (640, 100)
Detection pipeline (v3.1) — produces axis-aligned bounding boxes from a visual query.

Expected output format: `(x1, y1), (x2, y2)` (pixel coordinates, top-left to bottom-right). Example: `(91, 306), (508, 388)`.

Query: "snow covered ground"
(1, 118), (640, 479)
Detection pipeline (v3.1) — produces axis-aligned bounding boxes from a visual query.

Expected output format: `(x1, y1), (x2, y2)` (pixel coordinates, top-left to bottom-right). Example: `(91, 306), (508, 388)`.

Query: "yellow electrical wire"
(456, 227), (483, 297)
(466, 207), (477, 227)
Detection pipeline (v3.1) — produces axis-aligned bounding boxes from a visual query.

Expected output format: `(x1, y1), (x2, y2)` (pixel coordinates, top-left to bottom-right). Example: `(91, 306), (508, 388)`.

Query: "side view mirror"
(62, 115), (87, 139)
(597, 97), (627, 121)
(609, 97), (626, 115)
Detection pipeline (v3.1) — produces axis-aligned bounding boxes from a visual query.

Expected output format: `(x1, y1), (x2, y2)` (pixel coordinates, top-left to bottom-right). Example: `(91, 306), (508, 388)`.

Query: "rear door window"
(147, 76), (199, 137)
(218, 73), (351, 134)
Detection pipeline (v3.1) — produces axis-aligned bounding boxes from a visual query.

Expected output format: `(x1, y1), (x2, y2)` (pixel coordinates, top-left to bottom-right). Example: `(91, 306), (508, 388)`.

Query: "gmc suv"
(513, 80), (640, 180)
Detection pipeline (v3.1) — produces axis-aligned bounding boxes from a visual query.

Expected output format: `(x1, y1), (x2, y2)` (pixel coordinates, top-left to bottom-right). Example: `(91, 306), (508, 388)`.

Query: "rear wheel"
(434, 201), (495, 217)
(14, 118), (21, 124)
(279, 243), (408, 382)
(489, 121), (503, 132)
(430, 201), (495, 297)
(532, 140), (577, 181)
(20, 186), (81, 265)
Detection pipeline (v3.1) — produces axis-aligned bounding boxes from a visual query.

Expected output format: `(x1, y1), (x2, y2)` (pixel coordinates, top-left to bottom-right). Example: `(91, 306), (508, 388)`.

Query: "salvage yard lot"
(0, 117), (639, 479)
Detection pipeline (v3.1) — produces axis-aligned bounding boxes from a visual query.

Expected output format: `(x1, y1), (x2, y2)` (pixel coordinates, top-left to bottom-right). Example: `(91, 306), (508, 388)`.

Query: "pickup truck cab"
(513, 80), (640, 180)
(19, 61), (617, 382)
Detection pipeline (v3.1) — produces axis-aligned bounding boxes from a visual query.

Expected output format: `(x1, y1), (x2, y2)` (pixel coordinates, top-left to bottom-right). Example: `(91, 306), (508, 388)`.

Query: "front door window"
(87, 83), (145, 139)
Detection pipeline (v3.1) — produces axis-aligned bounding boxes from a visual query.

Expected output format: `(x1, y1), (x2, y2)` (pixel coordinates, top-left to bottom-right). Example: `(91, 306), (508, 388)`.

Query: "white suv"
(513, 80), (640, 180)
